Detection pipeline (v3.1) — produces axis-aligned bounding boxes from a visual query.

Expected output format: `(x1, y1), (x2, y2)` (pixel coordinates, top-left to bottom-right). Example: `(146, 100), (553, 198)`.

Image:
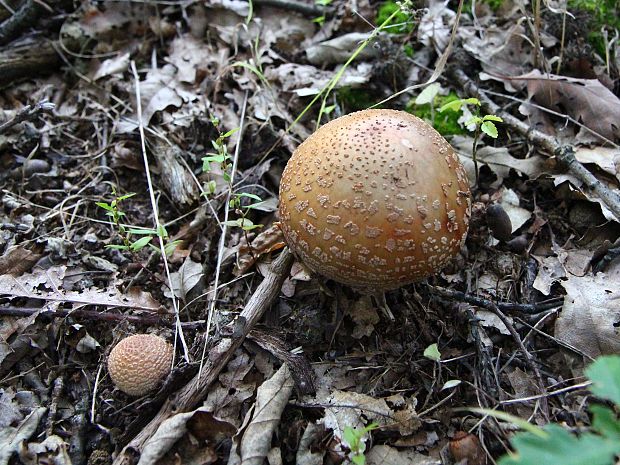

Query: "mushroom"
(279, 109), (471, 291)
(107, 334), (173, 396)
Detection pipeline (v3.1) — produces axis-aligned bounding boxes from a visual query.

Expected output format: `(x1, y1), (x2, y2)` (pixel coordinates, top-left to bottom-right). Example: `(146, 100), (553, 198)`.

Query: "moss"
(377, 1), (413, 34)
(406, 92), (468, 136)
(337, 87), (378, 112)
(568, 0), (619, 57)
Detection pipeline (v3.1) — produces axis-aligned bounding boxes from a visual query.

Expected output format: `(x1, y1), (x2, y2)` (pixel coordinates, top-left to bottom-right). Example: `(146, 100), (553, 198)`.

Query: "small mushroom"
(107, 334), (173, 396)
(279, 109), (471, 290)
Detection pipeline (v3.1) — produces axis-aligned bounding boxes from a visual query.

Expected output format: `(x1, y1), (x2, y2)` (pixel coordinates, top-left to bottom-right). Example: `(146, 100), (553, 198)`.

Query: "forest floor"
(1, 0), (620, 464)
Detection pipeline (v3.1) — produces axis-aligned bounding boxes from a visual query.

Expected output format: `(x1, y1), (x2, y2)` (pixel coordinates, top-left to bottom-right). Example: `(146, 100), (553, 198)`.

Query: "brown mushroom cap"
(107, 334), (173, 396)
(279, 109), (471, 290)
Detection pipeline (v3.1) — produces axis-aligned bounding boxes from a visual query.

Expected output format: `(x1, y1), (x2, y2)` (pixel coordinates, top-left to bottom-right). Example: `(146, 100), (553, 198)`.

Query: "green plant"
(223, 192), (265, 232)
(496, 355), (620, 465)
(202, 116), (264, 236)
(439, 97), (503, 187)
(312, 0), (333, 25)
(376, 0), (413, 34)
(338, 87), (378, 112)
(567, 0), (619, 62)
(202, 115), (239, 190)
(407, 84), (468, 136)
(343, 423), (379, 465)
(96, 188), (178, 255)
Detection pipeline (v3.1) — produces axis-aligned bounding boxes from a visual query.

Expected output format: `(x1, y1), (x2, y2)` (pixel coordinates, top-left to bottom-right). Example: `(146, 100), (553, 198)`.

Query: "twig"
(486, 302), (549, 421)
(252, 0), (332, 17)
(112, 248), (294, 465)
(463, 307), (498, 403)
(450, 68), (620, 222)
(0, 0), (44, 45)
(0, 100), (55, 134)
(0, 305), (207, 329)
(428, 285), (563, 314)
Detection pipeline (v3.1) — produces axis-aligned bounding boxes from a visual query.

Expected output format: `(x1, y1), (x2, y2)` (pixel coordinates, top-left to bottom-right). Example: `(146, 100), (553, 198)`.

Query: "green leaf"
(499, 424), (620, 465)
(466, 408), (547, 437)
(116, 192), (137, 201)
(343, 426), (361, 449)
(323, 104), (336, 115)
(95, 202), (114, 211)
(441, 379), (462, 390)
(106, 244), (130, 250)
(482, 114), (503, 122)
(351, 455), (366, 465)
(439, 97), (480, 113)
(130, 236), (153, 251)
(127, 228), (158, 235)
(423, 343), (441, 361)
(236, 192), (263, 202)
(590, 405), (620, 440)
(221, 127), (239, 138)
(206, 180), (217, 194)
(586, 355), (620, 405)
(481, 121), (499, 138)
(415, 83), (441, 105)
(156, 224), (168, 238)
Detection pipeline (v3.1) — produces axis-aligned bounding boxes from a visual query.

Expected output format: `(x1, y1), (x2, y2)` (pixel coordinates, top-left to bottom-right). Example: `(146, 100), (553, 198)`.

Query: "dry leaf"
(0, 266), (162, 311)
(229, 364), (294, 465)
(555, 273), (620, 358)
(366, 445), (440, 465)
(515, 70), (620, 141)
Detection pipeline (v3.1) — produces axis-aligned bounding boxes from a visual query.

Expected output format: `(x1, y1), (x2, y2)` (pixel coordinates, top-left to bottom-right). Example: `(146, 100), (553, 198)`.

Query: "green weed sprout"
(96, 189), (178, 255)
(343, 422), (379, 465)
(202, 115), (239, 189)
(439, 97), (503, 187)
(202, 116), (264, 242)
(313, 0), (333, 25)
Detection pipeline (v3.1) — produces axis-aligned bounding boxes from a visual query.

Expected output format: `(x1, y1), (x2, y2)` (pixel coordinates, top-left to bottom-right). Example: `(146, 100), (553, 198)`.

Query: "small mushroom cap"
(107, 334), (173, 396)
(279, 109), (471, 290)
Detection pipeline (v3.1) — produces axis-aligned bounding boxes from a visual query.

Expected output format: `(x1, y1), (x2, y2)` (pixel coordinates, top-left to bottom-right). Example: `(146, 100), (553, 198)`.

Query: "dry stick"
(0, 305), (208, 329)
(0, 100), (55, 134)
(451, 68), (620, 222)
(112, 249), (294, 465)
(429, 285), (563, 315)
(487, 301), (550, 421)
(0, 0), (44, 45)
(252, 0), (332, 17)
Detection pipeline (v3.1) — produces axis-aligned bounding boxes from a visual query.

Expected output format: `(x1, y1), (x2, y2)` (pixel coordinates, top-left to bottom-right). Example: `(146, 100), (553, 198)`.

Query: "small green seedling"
(439, 97), (503, 187)
(343, 422), (379, 465)
(202, 116), (264, 252)
(222, 192), (265, 232)
(96, 189), (178, 255)
(202, 115), (239, 184)
(312, 0), (333, 25)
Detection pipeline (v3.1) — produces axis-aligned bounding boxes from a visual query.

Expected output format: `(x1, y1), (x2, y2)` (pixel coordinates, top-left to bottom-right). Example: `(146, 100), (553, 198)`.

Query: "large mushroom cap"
(107, 334), (173, 396)
(279, 109), (471, 290)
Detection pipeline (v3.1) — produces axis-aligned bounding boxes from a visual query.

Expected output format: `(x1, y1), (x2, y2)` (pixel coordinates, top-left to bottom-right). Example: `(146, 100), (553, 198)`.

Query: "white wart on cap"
(107, 334), (173, 396)
(279, 109), (471, 291)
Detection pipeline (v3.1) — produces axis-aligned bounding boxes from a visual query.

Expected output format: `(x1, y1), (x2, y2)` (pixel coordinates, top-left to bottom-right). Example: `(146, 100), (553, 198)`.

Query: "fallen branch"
(450, 68), (620, 222)
(0, 305), (206, 330)
(112, 248), (294, 465)
(0, 100), (55, 134)
(428, 285), (564, 315)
